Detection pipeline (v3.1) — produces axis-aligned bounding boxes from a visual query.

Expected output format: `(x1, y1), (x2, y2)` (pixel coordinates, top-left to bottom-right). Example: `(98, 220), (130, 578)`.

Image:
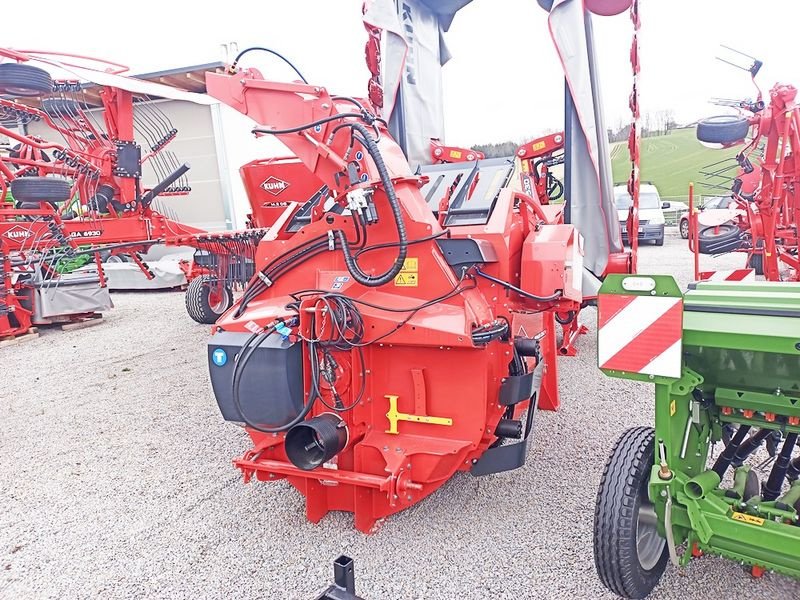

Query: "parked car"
(678, 196), (736, 239)
(614, 183), (665, 246)
(660, 200), (688, 225)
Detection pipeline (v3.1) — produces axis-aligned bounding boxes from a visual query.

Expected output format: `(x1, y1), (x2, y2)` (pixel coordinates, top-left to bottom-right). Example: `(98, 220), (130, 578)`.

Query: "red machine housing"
(204, 68), (581, 533)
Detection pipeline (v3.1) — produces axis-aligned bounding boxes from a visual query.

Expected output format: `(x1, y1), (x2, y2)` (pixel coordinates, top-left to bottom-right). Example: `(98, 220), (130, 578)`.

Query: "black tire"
(41, 98), (82, 119)
(747, 252), (764, 276)
(696, 115), (750, 145)
(654, 236), (664, 247)
(697, 223), (743, 255)
(185, 276), (233, 324)
(0, 63), (53, 97)
(594, 427), (668, 599)
(10, 177), (71, 203)
(679, 218), (689, 240)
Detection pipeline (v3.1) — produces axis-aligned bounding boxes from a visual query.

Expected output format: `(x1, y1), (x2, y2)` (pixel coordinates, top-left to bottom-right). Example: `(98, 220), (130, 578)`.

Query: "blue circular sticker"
(212, 348), (227, 367)
(360, 173), (368, 182)
(355, 151), (363, 160)
(314, 124), (322, 133)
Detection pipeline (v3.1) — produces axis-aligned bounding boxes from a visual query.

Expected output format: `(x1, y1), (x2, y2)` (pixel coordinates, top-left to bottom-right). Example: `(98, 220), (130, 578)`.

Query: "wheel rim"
(636, 500), (666, 570)
(680, 221), (688, 237)
(208, 286), (228, 313)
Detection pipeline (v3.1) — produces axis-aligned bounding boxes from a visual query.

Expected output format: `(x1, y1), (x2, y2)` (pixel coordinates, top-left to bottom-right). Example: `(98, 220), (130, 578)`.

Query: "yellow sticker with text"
(532, 141), (545, 151)
(449, 150), (462, 159)
(732, 512), (765, 526)
(395, 257), (419, 287)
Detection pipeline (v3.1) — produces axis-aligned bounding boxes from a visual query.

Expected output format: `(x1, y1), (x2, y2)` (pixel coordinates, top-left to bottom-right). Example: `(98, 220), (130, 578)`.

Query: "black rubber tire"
(594, 426), (668, 599)
(697, 224), (743, 255)
(654, 236), (664, 247)
(41, 98), (82, 119)
(679, 218), (689, 240)
(696, 115), (750, 145)
(747, 252), (764, 276)
(185, 276), (233, 324)
(0, 63), (53, 96)
(0, 63), (53, 97)
(10, 177), (71, 203)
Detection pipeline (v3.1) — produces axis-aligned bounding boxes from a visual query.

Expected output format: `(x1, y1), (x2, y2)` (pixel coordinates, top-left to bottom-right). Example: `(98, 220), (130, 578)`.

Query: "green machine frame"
(596, 274), (800, 597)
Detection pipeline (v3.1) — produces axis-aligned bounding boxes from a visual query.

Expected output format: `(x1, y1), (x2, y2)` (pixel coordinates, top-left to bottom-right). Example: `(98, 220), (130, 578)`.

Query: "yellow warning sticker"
(394, 273), (419, 286)
(394, 257), (419, 287)
(732, 512), (765, 526)
(670, 400), (677, 417)
(532, 141), (545, 151)
(401, 258), (418, 271)
(449, 150), (462, 159)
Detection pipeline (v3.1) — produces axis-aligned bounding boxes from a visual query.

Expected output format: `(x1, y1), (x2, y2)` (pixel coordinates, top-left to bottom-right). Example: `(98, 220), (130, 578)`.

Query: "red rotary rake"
(693, 52), (800, 281)
(0, 49), (266, 336)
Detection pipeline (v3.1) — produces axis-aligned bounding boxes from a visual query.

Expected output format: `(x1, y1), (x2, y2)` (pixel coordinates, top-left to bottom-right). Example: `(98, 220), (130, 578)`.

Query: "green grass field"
(610, 127), (736, 198)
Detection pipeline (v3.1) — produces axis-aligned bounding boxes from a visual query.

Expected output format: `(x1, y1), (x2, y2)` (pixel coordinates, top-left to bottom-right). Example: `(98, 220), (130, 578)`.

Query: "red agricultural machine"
(203, 0), (639, 532)
(692, 50), (799, 282)
(0, 49), (267, 336)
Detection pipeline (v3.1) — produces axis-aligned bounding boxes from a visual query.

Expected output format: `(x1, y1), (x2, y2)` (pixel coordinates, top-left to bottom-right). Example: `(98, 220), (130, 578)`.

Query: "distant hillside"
(611, 127), (738, 197)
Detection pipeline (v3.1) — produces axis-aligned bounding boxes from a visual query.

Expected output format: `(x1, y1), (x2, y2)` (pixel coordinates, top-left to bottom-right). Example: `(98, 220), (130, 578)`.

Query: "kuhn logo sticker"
(4, 226), (33, 240)
(260, 176), (290, 196)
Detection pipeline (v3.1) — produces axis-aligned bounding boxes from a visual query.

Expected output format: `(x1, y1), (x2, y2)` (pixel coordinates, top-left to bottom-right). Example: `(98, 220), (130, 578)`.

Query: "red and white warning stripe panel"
(699, 269), (755, 282)
(598, 293), (683, 378)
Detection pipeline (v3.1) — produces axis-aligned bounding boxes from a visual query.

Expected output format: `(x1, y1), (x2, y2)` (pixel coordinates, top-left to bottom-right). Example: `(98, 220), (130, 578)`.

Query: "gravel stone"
(2, 232), (798, 599)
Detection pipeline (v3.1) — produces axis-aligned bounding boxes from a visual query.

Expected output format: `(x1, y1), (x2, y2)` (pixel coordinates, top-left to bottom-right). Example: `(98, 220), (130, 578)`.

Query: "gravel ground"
(2, 231), (799, 599)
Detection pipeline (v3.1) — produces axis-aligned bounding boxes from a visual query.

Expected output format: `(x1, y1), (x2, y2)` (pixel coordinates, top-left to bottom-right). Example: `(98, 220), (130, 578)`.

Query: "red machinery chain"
(627, 0), (641, 272)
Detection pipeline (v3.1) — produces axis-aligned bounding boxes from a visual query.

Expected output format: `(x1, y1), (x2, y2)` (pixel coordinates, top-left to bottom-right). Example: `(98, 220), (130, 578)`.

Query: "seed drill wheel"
(594, 427), (668, 599)
(0, 63), (53, 97)
(185, 276), (233, 324)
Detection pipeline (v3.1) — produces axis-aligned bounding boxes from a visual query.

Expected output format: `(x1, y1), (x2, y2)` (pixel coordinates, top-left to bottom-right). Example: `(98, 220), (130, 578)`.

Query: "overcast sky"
(6, 0), (800, 146)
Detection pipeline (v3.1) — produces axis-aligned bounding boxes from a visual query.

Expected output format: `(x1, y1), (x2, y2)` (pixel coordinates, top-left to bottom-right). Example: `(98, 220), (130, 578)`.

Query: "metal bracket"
(669, 367), (704, 396)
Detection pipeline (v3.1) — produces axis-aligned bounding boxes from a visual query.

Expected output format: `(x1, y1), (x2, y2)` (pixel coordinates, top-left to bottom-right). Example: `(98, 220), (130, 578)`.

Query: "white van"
(613, 183), (665, 246)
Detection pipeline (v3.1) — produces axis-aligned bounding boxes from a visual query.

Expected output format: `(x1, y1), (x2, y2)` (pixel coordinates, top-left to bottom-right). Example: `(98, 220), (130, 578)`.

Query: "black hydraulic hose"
(712, 424), (751, 478)
(231, 47), (308, 83)
(762, 432), (799, 501)
(252, 113), (362, 136)
(230, 325), (317, 433)
(335, 121), (407, 287)
(731, 428), (771, 467)
(474, 267), (562, 303)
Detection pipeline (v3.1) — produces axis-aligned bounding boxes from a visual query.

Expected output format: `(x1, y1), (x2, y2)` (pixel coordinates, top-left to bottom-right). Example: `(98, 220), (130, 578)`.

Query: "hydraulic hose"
(335, 121), (407, 287)
(731, 428), (771, 467)
(230, 324), (318, 433)
(762, 433), (799, 501)
(712, 424), (751, 478)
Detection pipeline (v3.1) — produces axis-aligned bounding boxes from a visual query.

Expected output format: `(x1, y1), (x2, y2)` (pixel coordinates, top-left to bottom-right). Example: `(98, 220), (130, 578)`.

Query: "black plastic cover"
(208, 331), (304, 427)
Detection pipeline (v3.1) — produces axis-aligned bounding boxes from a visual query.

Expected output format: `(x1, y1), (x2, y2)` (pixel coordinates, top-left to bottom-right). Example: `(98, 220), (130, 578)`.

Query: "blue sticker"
(355, 151), (363, 160)
(314, 124), (322, 133)
(212, 348), (227, 367)
(360, 173), (368, 182)
(334, 276), (350, 283)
